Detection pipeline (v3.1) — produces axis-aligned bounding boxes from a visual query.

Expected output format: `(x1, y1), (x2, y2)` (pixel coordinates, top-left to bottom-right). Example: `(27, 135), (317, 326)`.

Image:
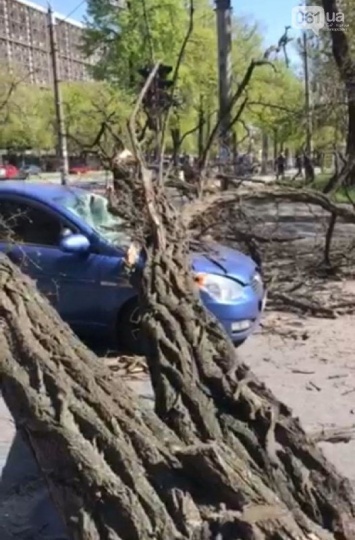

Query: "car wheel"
(117, 299), (145, 355)
(234, 338), (246, 348)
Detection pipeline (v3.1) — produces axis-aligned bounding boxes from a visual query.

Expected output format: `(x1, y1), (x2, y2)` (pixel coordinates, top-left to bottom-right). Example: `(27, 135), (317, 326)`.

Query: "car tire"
(117, 299), (145, 355)
(235, 338), (246, 348)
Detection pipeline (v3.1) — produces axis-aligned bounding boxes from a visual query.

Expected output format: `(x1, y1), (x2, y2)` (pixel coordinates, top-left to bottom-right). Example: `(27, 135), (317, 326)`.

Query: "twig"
(292, 369), (315, 375)
(310, 425), (355, 444)
(342, 388), (355, 396)
(308, 381), (322, 392)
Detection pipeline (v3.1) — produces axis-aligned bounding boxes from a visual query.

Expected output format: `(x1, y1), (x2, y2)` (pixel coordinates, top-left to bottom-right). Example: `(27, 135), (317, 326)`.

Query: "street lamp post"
(47, 7), (69, 185)
(299, 31), (313, 156)
(215, 0), (233, 188)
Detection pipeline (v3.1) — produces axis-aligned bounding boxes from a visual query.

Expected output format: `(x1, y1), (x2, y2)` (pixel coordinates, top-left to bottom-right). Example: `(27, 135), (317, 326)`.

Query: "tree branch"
(199, 59), (276, 171)
(158, 0), (195, 183)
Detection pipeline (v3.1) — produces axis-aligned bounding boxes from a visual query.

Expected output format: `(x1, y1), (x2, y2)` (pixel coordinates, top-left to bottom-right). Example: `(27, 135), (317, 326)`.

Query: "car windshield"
(55, 191), (131, 247)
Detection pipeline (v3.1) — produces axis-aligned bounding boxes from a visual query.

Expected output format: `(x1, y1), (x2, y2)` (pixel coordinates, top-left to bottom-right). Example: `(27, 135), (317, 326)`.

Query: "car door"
(0, 198), (61, 304)
(0, 197), (106, 337)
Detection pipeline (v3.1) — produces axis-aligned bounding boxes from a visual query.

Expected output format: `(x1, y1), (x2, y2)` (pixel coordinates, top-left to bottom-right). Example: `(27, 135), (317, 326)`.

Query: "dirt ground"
(0, 309), (355, 537)
(243, 312), (355, 488)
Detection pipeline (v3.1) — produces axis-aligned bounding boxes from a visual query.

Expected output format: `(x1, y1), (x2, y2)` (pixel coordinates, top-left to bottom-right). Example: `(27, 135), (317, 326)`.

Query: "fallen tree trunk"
(138, 232), (355, 539)
(0, 254), (354, 537)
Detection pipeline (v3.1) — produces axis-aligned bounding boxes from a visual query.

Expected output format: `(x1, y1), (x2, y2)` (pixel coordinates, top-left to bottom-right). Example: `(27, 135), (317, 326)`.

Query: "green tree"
(0, 71), (54, 151)
(61, 81), (132, 156)
(0, 84), (53, 151)
(83, 0), (306, 160)
(84, 0), (190, 87)
(247, 63), (304, 154)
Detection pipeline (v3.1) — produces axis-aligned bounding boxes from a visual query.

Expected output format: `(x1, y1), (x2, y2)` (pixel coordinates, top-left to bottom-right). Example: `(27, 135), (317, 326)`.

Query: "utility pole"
(302, 30), (312, 156)
(47, 6), (69, 185)
(215, 0), (232, 189)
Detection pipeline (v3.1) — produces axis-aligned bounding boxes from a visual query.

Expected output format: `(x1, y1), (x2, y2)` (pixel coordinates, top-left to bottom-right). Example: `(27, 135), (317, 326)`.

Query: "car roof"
(0, 181), (85, 204)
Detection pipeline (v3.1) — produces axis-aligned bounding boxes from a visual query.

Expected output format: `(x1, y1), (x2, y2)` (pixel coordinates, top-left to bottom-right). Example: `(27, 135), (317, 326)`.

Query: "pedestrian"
(294, 152), (303, 179)
(303, 153), (315, 183)
(275, 152), (286, 180)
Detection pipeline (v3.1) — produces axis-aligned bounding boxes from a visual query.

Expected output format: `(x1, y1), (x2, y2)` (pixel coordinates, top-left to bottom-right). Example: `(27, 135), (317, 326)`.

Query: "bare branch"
(127, 62), (161, 165)
(310, 425), (355, 444)
(158, 0), (195, 183)
(182, 186), (355, 229)
(199, 59), (276, 171)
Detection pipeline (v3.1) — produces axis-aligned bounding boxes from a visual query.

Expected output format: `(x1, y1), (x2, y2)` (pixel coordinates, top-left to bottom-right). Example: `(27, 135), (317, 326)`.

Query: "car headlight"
(194, 273), (244, 302)
(251, 271), (264, 296)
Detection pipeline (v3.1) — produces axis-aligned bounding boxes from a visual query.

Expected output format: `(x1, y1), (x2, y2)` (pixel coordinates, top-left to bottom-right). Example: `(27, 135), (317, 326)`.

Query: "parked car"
(0, 182), (266, 353)
(69, 165), (92, 175)
(0, 164), (27, 180)
(21, 164), (42, 176)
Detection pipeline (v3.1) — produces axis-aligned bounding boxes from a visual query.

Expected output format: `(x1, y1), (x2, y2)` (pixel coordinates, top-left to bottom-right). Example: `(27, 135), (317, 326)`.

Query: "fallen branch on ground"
(310, 425), (355, 444)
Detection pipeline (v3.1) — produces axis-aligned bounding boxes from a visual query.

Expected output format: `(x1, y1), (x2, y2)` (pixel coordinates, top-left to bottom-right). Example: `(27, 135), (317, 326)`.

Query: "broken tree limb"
(268, 292), (337, 318)
(100, 81), (355, 537)
(0, 256), (354, 538)
(182, 186), (355, 229)
(311, 425), (355, 444)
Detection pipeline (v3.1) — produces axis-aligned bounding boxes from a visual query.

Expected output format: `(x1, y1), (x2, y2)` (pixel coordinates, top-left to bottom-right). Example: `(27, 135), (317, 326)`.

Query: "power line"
(49, 0), (87, 26)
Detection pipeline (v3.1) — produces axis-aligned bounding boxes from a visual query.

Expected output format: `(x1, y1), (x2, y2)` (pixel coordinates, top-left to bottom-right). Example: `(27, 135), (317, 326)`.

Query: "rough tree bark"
(322, 0), (355, 189)
(1, 128), (355, 540)
(1, 54), (355, 540)
(0, 253), (354, 540)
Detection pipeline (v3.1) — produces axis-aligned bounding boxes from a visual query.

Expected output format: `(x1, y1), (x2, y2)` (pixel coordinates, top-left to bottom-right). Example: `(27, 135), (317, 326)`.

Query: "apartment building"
(0, 0), (94, 85)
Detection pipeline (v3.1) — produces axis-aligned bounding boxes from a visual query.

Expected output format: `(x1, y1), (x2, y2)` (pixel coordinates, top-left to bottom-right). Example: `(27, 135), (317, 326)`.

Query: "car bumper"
(202, 287), (267, 344)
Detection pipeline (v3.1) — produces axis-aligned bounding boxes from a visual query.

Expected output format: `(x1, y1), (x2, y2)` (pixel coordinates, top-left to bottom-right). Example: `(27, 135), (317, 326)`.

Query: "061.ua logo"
(291, 5), (346, 36)
(291, 6), (325, 35)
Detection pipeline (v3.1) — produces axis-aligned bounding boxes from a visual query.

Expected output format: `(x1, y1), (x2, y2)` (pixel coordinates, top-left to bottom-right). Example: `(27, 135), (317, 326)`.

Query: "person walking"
(294, 152), (303, 179)
(275, 152), (286, 180)
(303, 153), (315, 183)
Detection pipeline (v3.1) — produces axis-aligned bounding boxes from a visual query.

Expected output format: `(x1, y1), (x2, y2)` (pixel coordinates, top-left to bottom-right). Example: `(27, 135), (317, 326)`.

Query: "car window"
(54, 191), (131, 247)
(0, 200), (69, 247)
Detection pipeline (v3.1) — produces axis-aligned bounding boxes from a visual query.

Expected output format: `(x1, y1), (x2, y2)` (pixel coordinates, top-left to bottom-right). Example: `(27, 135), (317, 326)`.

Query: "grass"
(310, 173), (355, 204)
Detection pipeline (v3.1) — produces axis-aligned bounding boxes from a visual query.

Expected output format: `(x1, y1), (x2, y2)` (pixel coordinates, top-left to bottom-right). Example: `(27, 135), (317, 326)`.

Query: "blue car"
(21, 164), (42, 177)
(0, 182), (266, 353)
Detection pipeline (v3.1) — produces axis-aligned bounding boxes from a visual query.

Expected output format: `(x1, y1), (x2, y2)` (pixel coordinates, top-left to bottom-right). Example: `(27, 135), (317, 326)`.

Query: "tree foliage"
(0, 69), (131, 156)
(0, 70), (54, 151)
(61, 81), (132, 155)
(83, 0), (304, 155)
(0, 1), (309, 157)
(247, 62), (304, 149)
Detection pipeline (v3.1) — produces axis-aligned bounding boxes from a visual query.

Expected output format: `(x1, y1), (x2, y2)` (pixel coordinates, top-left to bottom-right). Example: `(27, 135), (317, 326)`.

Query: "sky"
(237, 0), (300, 46)
(36, 0), (301, 62)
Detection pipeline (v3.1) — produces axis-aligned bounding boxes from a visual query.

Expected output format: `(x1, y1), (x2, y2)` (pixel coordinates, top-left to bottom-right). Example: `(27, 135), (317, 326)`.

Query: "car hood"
(191, 244), (256, 285)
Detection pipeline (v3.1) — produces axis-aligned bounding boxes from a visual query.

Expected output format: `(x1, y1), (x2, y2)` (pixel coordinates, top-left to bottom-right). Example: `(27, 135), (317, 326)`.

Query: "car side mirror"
(60, 234), (90, 254)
